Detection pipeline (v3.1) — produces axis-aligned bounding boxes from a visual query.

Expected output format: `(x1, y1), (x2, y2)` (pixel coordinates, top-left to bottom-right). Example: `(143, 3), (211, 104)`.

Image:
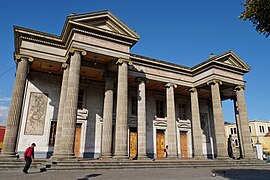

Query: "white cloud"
(0, 97), (11, 102)
(0, 106), (9, 125)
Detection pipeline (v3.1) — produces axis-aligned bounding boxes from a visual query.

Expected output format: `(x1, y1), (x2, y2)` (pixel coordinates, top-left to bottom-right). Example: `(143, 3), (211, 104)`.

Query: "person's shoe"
(23, 170), (28, 174)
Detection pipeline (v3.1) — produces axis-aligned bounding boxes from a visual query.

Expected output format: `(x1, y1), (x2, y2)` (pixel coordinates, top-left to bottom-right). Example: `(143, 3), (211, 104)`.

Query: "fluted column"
(137, 78), (148, 159)
(113, 59), (131, 159)
(51, 63), (69, 158)
(207, 80), (227, 158)
(235, 85), (255, 159)
(58, 48), (86, 159)
(0, 55), (33, 158)
(189, 87), (203, 158)
(165, 83), (178, 158)
(101, 72), (115, 158)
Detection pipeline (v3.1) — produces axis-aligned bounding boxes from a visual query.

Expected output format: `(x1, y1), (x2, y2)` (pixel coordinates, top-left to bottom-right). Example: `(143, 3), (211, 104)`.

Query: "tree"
(240, 0), (270, 37)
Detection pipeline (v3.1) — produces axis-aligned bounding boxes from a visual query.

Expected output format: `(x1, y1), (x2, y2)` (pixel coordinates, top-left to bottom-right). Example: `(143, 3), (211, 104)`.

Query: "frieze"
(25, 92), (48, 135)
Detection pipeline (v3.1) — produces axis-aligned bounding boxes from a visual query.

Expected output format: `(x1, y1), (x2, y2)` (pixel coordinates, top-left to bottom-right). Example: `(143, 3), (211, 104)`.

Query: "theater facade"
(1, 11), (254, 159)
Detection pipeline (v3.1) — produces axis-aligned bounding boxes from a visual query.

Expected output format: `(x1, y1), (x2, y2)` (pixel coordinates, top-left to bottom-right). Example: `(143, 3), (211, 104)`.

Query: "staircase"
(0, 158), (269, 171)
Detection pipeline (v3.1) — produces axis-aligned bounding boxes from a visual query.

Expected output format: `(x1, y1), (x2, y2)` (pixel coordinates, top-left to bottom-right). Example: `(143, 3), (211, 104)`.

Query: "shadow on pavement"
(77, 173), (102, 180)
(212, 169), (270, 180)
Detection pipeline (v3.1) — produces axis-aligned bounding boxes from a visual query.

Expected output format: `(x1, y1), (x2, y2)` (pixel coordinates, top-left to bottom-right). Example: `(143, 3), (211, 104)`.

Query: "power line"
(0, 66), (15, 78)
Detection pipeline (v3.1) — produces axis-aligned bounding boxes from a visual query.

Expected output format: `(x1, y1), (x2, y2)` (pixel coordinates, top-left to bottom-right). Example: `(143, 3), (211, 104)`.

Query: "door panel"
(129, 130), (137, 158)
(180, 131), (188, 158)
(156, 130), (165, 158)
(74, 124), (82, 158)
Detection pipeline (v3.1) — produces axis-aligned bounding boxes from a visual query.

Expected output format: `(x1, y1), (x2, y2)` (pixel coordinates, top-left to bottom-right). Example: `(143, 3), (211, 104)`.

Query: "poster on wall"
(25, 92), (48, 135)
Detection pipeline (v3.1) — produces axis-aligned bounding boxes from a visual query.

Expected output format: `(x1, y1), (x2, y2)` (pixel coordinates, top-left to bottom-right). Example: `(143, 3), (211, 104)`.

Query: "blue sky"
(0, 0), (269, 125)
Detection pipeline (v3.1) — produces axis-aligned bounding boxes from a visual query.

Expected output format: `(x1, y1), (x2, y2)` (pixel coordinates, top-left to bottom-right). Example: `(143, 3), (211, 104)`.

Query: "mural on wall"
(200, 113), (210, 143)
(25, 92), (48, 135)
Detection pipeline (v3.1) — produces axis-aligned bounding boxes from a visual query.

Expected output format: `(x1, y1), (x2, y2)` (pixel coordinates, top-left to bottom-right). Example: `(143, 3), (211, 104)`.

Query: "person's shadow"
(77, 174), (102, 180)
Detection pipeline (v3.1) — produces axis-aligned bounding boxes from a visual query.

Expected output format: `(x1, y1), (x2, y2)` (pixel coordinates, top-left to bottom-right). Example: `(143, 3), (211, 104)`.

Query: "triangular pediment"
(67, 11), (140, 40)
(215, 51), (251, 71)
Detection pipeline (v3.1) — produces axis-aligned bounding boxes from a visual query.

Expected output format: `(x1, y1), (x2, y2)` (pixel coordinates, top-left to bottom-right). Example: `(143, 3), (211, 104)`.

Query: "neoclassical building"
(1, 11), (255, 159)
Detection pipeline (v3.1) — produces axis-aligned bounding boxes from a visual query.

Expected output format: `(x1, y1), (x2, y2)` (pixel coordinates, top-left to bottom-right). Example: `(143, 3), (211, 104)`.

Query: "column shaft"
(209, 81), (227, 158)
(235, 86), (254, 158)
(101, 73), (114, 158)
(166, 84), (178, 158)
(137, 79), (148, 159)
(233, 99), (244, 158)
(190, 88), (203, 158)
(1, 57), (29, 158)
(52, 63), (69, 157)
(114, 60), (129, 158)
(59, 51), (82, 158)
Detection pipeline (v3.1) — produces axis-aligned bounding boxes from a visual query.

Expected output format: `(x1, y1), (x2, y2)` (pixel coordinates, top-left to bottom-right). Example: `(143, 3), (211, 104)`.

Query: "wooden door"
(129, 128), (137, 158)
(180, 131), (188, 158)
(156, 130), (165, 158)
(74, 124), (82, 158)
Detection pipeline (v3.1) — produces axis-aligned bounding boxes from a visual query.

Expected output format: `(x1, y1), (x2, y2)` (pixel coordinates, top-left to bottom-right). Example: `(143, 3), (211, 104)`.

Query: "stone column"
(165, 83), (178, 158)
(189, 87), (203, 158)
(113, 59), (131, 159)
(207, 80), (227, 158)
(235, 85), (254, 159)
(233, 99), (244, 158)
(51, 63), (69, 158)
(137, 78), (148, 159)
(0, 55), (33, 158)
(58, 48), (86, 159)
(101, 72), (115, 158)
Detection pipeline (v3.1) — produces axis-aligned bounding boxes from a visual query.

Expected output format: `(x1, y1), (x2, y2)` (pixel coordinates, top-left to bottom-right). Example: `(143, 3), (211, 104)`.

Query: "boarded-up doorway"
(74, 123), (82, 158)
(180, 131), (188, 158)
(129, 127), (137, 159)
(156, 130), (165, 158)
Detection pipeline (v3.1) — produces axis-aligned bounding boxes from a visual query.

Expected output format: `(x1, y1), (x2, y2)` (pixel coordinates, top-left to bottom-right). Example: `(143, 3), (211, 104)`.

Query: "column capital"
(69, 48), (87, 56)
(165, 83), (177, 89)
(235, 85), (246, 91)
(136, 77), (148, 83)
(116, 58), (132, 66)
(61, 63), (69, 70)
(189, 87), (198, 93)
(207, 79), (222, 86)
(14, 54), (33, 63)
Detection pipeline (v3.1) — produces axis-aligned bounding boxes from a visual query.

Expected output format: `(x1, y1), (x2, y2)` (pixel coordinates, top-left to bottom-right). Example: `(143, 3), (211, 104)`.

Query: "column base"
(137, 153), (149, 160)
(101, 153), (113, 159)
(193, 155), (205, 159)
(113, 153), (129, 160)
(216, 156), (231, 160)
(0, 152), (18, 160)
(50, 152), (76, 160)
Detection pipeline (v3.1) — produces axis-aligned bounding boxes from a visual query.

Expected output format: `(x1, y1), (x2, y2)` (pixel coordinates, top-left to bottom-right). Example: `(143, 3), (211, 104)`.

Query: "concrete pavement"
(1, 166), (270, 180)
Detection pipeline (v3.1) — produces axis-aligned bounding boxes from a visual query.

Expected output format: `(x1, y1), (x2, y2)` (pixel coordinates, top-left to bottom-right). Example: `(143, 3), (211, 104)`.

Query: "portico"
(1, 11), (255, 160)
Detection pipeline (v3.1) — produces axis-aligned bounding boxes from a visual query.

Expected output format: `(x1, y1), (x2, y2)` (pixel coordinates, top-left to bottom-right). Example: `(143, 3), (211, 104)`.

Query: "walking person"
(164, 145), (169, 158)
(23, 143), (36, 174)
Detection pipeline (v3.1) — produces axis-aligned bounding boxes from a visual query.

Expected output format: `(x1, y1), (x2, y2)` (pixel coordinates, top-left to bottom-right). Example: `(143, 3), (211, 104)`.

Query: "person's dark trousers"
(23, 157), (32, 173)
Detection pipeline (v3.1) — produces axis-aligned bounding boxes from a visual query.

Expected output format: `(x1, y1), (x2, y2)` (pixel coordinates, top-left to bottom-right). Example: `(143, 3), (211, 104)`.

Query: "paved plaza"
(1, 167), (270, 180)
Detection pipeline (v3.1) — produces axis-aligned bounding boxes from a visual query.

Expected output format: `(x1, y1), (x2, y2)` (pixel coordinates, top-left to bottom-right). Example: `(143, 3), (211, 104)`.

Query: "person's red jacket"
(24, 147), (34, 159)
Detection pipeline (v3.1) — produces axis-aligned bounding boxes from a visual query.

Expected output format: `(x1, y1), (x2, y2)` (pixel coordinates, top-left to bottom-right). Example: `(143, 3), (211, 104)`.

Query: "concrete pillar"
(165, 83), (178, 158)
(58, 48), (86, 159)
(189, 87), (203, 158)
(137, 78), (148, 159)
(52, 63), (69, 157)
(113, 59), (131, 159)
(235, 85), (255, 159)
(207, 80), (227, 158)
(101, 72), (115, 158)
(0, 55), (33, 158)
